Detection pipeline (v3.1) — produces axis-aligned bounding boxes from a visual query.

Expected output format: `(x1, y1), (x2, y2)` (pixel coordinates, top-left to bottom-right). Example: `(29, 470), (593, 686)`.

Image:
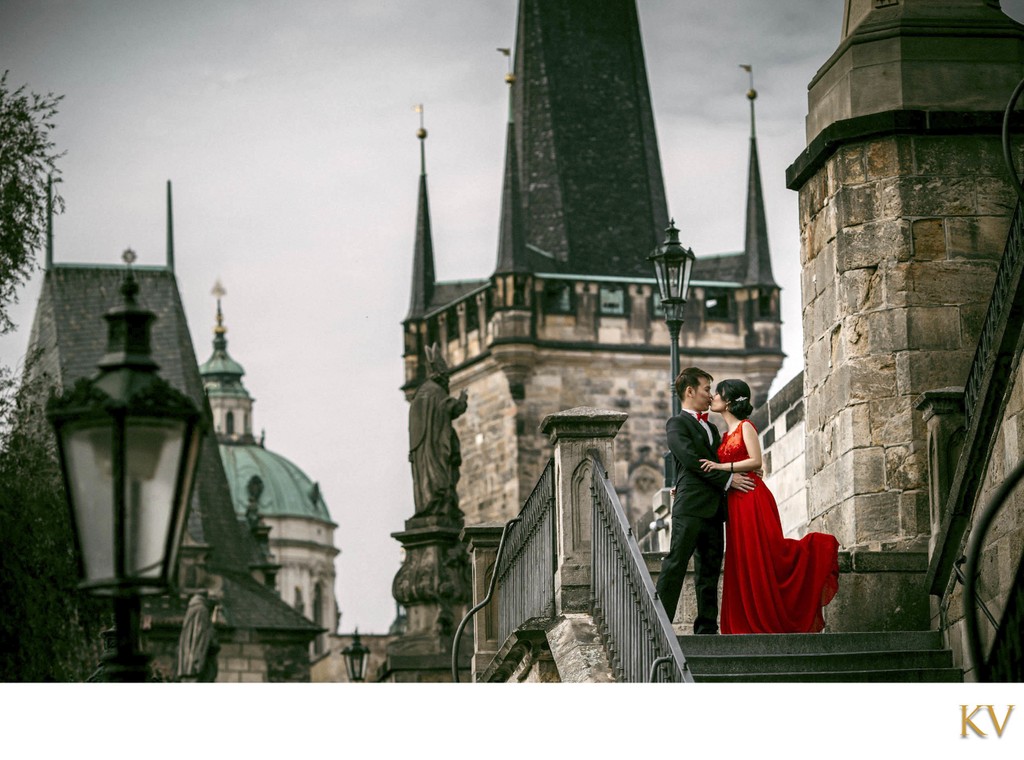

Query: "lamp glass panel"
(665, 260), (683, 301)
(680, 256), (694, 300)
(62, 423), (115, 583)
(124, 418), (185, 579)
(653, 261), (669, 301)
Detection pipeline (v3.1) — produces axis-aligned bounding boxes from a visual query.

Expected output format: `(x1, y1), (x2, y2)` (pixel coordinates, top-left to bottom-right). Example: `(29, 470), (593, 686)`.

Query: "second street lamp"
(47, 250), (203, 682)
(648, 220), (696, 487)
(342, 630), (370, 682)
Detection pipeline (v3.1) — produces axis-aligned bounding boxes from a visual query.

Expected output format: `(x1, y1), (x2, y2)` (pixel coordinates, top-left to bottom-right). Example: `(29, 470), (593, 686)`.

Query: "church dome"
(219, 443), (332, 523)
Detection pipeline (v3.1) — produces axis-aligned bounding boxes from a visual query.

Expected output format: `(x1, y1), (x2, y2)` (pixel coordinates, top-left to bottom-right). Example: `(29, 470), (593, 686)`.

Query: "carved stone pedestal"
(382, 514), (472, 682)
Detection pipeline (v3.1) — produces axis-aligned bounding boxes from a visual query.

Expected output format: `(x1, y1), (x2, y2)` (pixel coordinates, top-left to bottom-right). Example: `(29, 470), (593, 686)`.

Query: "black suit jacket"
(666, 412), (730, 520)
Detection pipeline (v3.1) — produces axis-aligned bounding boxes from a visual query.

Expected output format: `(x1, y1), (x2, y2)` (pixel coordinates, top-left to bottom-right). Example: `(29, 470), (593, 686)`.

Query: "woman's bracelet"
(730, 462), (734, 474)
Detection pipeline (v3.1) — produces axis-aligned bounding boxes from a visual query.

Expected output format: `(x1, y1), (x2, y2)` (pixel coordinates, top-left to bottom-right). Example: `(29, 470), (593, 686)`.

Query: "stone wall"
(798, 132), (1012, 549)
(751, 372), (808, 537)
(938, 362), (1024, 679)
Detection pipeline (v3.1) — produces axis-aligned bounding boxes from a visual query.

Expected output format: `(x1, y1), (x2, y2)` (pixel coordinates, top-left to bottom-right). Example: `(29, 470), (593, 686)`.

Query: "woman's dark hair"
(717, 379), (753, 419)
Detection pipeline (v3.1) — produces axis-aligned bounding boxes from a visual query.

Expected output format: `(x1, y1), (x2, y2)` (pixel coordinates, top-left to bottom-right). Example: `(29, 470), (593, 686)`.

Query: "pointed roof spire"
(740, 65), (776, 288)
(495, 55), (529, 275)
(509, 0), (668, 276)
(405, 105), (436, 320)
(45, 175), (54, 269)
(166, 180), (175, 273)
(199, 280), (247, 391)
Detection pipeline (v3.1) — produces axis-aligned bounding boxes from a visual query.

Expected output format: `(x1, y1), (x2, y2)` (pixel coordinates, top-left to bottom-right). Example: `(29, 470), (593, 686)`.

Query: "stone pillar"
(385, 514), (472, 682)
(915, 388), (967, 561)
(461, 521), (505, 681)
(539, 406), (627, 615)
(786, 1), (1024, 629)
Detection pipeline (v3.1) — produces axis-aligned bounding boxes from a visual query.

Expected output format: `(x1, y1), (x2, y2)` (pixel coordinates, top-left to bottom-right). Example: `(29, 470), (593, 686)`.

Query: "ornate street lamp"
(648, 221), (696, 485)
(342, 630), (370, 682)
(47, 250), (203, 682)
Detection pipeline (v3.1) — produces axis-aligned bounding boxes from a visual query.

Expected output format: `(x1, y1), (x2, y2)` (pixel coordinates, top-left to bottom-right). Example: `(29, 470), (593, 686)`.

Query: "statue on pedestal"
(408, 344), (468, 523)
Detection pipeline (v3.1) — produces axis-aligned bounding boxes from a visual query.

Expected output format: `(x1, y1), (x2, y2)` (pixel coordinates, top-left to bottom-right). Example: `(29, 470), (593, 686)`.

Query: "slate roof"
(505, 0), (669, 278)
(25, 264), (318, 636)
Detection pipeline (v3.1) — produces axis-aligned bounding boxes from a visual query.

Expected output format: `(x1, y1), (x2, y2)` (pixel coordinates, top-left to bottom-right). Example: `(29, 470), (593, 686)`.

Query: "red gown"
(719, 420), (839, 634)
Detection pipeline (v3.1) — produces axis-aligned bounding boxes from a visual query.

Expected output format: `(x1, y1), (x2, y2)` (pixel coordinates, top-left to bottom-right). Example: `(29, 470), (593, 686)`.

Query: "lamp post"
(342, 630), (370, 682)
(648, 220), (696, 483)
(47, 250), (203, 682)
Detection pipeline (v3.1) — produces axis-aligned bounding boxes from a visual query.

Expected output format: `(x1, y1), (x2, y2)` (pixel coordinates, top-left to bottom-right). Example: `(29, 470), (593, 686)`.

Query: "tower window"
(543, 282), (573, 314)
(226, 411), (235, 435)
(704, 288), (731, 320)
(599, 285), (627, 316)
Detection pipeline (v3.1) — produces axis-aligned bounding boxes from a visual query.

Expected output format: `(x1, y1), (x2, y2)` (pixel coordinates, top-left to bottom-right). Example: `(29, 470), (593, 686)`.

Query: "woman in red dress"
(699, 379), (839, 634)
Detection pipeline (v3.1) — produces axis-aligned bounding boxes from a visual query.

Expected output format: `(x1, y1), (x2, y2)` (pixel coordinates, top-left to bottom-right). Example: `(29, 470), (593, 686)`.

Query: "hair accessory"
(734, 396), (748, 402)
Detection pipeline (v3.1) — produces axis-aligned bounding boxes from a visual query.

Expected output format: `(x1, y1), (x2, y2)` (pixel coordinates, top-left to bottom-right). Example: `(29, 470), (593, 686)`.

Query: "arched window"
(293, 587), (304, 616)
(226, 411), (235, 435)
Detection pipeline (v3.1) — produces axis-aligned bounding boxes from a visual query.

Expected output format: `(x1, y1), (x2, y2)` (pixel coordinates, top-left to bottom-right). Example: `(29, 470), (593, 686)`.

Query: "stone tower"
(786, 0), (1024, 620)
(401, 0), (786, 532)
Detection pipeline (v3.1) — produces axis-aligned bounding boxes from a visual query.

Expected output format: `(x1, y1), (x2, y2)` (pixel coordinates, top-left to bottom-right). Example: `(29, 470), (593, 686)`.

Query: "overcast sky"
(4, 0), (1024, 636)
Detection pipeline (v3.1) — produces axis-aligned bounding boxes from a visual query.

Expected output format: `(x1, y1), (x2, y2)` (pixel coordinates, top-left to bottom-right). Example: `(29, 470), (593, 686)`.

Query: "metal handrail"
(956, 76), (1024, 682)
(494, 459), (556, 645)
(451, 515), (521, 683)
(451, 458), (556, 682)
(590, 453), (692, 683)
(953, 556), (997, 628)
(963, 456), (1024, 681)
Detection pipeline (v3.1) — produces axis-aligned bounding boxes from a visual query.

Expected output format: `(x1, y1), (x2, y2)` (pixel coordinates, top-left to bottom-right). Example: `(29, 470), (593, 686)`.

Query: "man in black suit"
(655, 367), (755, 634)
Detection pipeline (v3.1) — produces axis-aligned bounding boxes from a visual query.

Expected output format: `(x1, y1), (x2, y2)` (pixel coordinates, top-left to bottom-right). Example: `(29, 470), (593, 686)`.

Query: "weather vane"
(740, 63), (756, 100)
(212, 279), (226, 334)
(498, 47), (514, 84)
(413, 103), (426, 139)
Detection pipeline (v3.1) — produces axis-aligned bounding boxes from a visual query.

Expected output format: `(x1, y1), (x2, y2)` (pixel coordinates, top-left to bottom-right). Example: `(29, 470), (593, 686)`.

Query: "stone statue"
(175, 593), (220, 682)
(408, 344), (468, 521)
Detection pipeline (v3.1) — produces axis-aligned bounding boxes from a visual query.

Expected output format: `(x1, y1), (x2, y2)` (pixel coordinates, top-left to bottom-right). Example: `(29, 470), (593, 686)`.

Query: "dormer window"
(599, 284), (627, 316)
(544, 282), (573, 314)
(704, 288), (731, 320)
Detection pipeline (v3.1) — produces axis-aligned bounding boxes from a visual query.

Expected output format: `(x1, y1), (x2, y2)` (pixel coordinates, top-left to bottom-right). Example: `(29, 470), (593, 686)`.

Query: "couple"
(655, 367), (839, 635)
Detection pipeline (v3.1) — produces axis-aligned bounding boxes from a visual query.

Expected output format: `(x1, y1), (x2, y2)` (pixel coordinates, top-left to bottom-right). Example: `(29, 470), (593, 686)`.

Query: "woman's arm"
(699, 421), (763, 474)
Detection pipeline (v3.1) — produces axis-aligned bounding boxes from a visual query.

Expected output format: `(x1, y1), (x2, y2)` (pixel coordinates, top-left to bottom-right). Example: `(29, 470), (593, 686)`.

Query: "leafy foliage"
(0, 360), (107, 681)
(0, 71), (65, 335)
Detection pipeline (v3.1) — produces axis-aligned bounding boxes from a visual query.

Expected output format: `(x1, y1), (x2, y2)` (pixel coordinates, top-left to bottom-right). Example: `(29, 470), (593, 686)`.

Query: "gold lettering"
(988, 705), (1014, 738)
(961, 705), (986, 737)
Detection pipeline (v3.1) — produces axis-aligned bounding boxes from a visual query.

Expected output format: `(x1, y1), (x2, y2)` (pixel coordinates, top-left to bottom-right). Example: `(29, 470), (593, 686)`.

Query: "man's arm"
(666, 416), (730, 490)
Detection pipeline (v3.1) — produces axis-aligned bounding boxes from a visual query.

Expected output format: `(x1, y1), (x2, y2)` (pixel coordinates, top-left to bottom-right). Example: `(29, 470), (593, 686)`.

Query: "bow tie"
(696, 412), (709, 423)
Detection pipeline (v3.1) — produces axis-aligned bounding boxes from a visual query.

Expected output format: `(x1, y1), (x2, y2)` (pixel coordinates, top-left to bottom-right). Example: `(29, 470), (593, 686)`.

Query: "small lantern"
(648, 219), (696, 323)
(342, 630), (370, 682)
(48, 252), (203, 596)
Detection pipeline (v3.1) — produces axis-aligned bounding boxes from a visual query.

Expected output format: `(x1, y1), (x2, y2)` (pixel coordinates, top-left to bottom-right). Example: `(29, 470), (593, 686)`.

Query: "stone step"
(682, 647), (952, 675)
(676, 630), (962, 683)
(692, 667), (964, 683)
(677, 630), (944, 656)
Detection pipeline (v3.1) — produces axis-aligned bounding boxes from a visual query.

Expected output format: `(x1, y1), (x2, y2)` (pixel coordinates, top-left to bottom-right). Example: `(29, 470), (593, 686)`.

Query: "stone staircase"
(677, 630), (963, 682)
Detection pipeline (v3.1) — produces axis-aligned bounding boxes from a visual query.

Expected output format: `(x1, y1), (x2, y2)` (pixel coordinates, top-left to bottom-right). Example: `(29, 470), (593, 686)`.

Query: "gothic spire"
(405, 105), (436, 320)
(495, 56), (529, 275)
(508, 0), (668, 277)
(740, 66), (776, 288)
(166, 179), (175, 273)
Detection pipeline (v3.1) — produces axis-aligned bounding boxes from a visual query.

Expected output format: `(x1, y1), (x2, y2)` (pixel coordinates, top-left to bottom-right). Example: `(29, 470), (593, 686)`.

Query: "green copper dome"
(219, 443), (332, 522)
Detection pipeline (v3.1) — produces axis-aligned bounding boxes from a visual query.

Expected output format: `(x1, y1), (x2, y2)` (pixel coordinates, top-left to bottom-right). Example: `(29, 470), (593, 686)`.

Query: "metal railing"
(495, 458), (557, 645)
(957, 76), (1024, 683)
(590, 453), (692, 683)
(963, 457), (1024, 682)
(451, 514), (521, 683)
